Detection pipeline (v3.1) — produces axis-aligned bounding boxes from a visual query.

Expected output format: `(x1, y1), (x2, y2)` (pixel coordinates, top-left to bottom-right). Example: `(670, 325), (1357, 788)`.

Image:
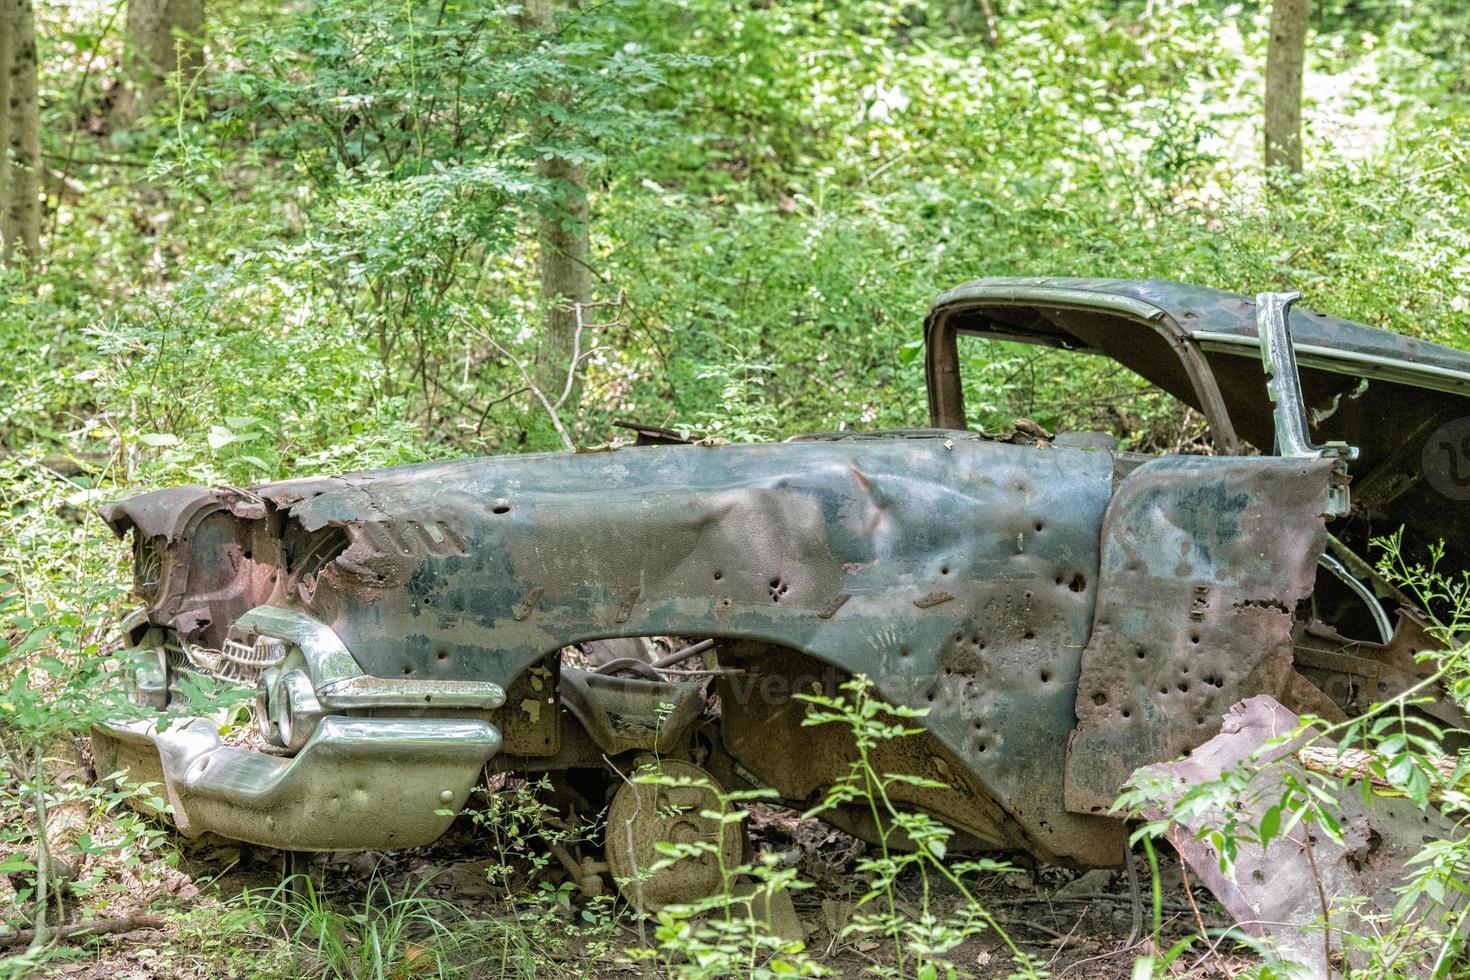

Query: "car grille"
(163, 632), (288, 684)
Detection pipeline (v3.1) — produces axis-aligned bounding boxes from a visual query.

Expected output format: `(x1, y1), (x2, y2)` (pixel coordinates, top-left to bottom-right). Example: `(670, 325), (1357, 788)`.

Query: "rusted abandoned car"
(94, 277), (1470, 914)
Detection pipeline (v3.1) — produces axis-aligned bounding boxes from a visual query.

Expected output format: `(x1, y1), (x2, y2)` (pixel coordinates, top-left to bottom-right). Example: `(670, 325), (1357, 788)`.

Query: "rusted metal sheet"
(1063, 454), (1334, 814)
(1138, 696), (1458, 976)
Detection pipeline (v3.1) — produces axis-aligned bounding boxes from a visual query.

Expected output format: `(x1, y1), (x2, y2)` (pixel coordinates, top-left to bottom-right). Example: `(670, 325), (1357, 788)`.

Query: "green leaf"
(207, 426), (236, 450)
(0, 854), (36, 873)
(1259, 803), (1282, 847)
(138, 433), (181, 447)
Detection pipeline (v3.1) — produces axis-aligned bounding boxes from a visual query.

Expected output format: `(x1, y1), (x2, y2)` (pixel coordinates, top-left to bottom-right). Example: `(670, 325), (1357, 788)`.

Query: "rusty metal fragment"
(1137, 696), (1458, 976)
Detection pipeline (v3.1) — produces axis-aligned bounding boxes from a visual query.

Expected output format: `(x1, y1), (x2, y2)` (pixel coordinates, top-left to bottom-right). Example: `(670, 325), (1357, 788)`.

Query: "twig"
(985, 894), (1197, 914)
(476, 333), (576, 451)
(603, 755), (647, 946)
(1300, 824), (1335, 977)
(27, 747), (50, 954)
(1124, 840), (1143, 946)
(0, 914), (166, 950)
(1178, 856), (1216, 971)
(1042, 911), (1089, 969)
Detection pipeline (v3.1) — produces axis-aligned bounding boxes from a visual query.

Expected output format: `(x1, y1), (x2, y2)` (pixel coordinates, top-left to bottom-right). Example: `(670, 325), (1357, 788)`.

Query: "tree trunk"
(535, 155), (592, 407)
(976, 0), (1000, 49)
(2, 0), (41, 264)
(519, 0), (593, 412)
(1264, 0), (1309, 175)
(117, 0), (205, 122)
(0, 0), (14, 250)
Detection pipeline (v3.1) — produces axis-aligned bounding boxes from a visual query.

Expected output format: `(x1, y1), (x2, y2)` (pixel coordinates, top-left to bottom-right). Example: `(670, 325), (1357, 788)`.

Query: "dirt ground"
(8, 797), (1259, 980)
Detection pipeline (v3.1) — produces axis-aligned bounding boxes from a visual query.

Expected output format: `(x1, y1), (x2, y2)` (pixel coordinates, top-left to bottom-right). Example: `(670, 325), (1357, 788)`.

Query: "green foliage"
(796, 678), (1041, 979)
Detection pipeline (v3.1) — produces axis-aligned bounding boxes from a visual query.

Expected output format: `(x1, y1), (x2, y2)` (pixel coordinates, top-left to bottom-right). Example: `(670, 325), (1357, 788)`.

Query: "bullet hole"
(1121, 709), (1131, 719)
(1040, 670), (1052, 683)
(402, 665), (413, 675)
(1023, 629), (1035, 640)
(242, 550), (252, 560)
(1178, 681), (1191, 693)
(713, 570), (723, 581)
(1068, 574), (1087, 592)
(1135, 648), (1147, 660)
(492, 504), (511, 515)
(1160, 686), (1169, 695)
(436, 650), (449, 662)
(940, 565), (950, 575)
(1190, 634), (1201, 645)
(899, 647), (910, 658)
(1034, 521), (1044, 532)
(1203, 674), (1223, 688)
(977, 742), (988, 753)
(1092, 691), (1107, 706)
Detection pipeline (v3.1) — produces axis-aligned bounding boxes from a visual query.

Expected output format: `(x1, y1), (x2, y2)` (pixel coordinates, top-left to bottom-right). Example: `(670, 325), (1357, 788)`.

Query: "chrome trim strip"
(235, 605), (506, 710)
(1195, 331), (1470, 394)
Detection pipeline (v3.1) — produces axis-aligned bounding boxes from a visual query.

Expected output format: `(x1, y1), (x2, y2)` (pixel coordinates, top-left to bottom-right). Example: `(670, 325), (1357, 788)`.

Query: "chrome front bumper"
(102, 604), (509, 851)
(93, 714), (502, 851)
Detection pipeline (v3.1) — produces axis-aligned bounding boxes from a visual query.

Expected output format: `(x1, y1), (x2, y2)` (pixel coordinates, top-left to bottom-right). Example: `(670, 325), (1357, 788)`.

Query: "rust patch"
(816, 592), (851, 619)
(513, 586), (545, 621)
(614, 587), (640, 624)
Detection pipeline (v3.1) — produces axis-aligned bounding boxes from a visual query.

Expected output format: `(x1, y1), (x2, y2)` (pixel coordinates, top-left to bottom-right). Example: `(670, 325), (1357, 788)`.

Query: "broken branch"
(0, 914), (166, 950)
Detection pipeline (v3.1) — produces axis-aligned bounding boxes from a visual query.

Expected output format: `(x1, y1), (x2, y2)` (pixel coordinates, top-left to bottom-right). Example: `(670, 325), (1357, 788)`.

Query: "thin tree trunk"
(3, 0), (41, 264)
(976, 0), (1000, 49)
(26, 746), (51, 953)
(1264, 0), (1310, 175)
(519, 0), (593, 413)
(535, 155), (592, 407)
(0, 0), (15, 248)
(116, 0), (205, 122)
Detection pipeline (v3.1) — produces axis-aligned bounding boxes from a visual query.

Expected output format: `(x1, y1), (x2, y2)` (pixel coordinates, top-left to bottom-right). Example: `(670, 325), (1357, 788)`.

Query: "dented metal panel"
(1063, 454), (1335, 814)
(286, 436), (1120, 863)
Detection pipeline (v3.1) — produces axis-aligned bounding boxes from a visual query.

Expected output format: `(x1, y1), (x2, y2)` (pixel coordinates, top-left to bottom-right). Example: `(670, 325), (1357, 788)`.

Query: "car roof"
(925, 275), (1470, 565)
(929, 276), (1470, 395)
